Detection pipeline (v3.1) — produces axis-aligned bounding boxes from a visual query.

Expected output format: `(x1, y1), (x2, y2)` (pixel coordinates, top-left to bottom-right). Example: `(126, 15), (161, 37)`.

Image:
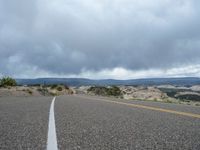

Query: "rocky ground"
(1, 84), (200, 106)
(74, 85), (200, 106)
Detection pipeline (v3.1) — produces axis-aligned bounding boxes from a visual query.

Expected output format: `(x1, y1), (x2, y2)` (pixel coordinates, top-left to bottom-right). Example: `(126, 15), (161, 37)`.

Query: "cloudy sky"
(0, 0), (200, 79)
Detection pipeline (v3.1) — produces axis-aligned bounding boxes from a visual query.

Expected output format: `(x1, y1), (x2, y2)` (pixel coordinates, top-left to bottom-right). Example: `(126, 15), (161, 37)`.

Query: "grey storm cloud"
(0, 0), (200, 77)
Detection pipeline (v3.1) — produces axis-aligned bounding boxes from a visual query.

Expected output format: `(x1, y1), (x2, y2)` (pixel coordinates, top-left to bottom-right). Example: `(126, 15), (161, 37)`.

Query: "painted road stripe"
(47, 97), (58, 150)
(76, 95), (200, 119)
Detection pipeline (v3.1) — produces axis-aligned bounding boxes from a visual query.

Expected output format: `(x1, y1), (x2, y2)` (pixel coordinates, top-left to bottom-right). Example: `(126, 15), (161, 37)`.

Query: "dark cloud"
(0, 0), (200, 77)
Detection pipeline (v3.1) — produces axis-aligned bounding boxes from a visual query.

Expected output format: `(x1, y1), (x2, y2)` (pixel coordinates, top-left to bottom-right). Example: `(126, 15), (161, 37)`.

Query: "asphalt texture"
(0, 96), (52, 150)
(0, 95), (200, 150)
(55, 95), (200, 150)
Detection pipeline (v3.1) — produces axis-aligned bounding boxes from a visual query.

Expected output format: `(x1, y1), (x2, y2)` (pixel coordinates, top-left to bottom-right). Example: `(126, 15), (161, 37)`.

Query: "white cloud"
(13, 64), (200, 79)
(0, 0), (200, 78)
(72, 64), (200, 79)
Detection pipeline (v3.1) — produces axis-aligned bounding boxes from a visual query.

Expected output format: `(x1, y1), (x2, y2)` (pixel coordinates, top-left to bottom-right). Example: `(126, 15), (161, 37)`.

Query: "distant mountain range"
(16, 77), (200, 86)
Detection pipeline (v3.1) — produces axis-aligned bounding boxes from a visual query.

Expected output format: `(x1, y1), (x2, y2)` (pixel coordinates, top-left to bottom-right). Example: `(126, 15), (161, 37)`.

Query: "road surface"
(0, 95), (200, 150)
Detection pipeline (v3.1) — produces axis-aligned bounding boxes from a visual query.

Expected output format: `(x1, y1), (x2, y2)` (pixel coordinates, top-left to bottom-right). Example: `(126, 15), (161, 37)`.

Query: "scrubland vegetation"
(81, 85), (200, 106)
(0, 77), (73, 96)
(158, 88), (200, 102)
(0, 76), (199, 106)
(0, 77), (17, 87)
(87, 86), (122, 97)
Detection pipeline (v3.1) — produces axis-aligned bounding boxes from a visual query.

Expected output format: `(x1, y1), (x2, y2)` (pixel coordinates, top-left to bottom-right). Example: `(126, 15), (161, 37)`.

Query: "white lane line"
(47, 97), (58, 150)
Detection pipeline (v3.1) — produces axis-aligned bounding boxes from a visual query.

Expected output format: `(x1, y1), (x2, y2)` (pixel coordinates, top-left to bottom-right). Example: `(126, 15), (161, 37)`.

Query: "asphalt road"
(0, 96), (52, 150)
(0, 95), (200, 150)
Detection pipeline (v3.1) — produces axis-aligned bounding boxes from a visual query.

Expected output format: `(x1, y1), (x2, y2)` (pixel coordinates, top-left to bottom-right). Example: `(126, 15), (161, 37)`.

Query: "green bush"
(56, 86), (63, 91)
(37, 87), (48, 95)
(87, 86), (122, 96)
(0, 77), (17, 87)
(50, 84), (58, 89)
(176, 94), (200, 102)
(107, 86), (122, 96)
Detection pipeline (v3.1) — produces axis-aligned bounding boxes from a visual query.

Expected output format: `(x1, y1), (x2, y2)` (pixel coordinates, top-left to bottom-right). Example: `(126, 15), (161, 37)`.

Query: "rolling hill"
(16, 77), (200, 86)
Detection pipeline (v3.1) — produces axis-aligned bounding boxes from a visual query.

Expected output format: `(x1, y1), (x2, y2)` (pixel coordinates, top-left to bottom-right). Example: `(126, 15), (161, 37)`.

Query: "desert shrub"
(0, 77), (17, 87)
(27, 89), (33, 95)
(31, 84), (41, 87)
(87, 86), (122, 96)
(87, 86), (107, 95)
(176, 94), (200, 102)
(108, 86), (122, 96)
(50, 84), (58, 89)
(158, 88), (193, 98)
(195, 103), (200, 106)
(165, 99), (172, 103)
(37, 87), (48, 95)
(166, 91), (177, 98)
(57, 86), (63, 91)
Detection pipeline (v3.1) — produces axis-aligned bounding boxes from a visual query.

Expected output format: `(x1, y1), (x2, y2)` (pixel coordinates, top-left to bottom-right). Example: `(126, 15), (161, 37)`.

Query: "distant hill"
(16, 77), (200, 86)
